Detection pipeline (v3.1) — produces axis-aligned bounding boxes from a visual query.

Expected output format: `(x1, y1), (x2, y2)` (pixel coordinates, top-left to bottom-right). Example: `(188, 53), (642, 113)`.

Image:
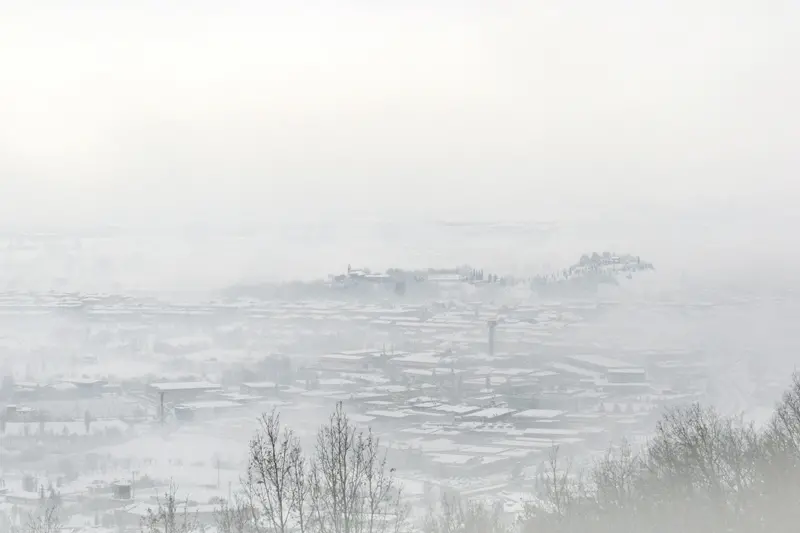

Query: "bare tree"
(538, 445), (580, 519)
(591, 440), (642, 513)
(764, 371), (800, 483)
(758, 372), (800, 530)
(582, 440), (648, 533)
(290, 444), (311, 533)
(361, 431), (406, 533)
(244, 408), (307, 533)
(309, 402), (407, 533)
(767, 372), (800, 454)
(215, 492), (256, 533)
(11, 502), (60, 533)
(639, 403), (766, 533)
(423, 494), (509, 533)
(423, 495), (462, 533)
(518, 445), (587, 533)
(140, 481), (199, 533)
(415, 373), (800, 533)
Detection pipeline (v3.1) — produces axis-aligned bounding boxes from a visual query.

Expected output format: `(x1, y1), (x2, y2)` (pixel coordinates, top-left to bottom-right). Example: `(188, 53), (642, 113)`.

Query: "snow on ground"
(99, 429), (245, 466)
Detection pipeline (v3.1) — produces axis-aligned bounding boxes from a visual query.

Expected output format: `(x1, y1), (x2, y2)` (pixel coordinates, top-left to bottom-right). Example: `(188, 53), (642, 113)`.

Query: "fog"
(1, 1), (800, 532)
(3, 1), (799, 225)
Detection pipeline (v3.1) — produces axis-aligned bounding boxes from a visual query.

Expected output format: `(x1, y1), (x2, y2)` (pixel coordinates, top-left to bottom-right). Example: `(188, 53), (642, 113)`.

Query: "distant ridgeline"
(333, 265), (505, 292)
(531, 252), (654, 297)
(335, 254), (652, 297)
(224, 253), (653, 300)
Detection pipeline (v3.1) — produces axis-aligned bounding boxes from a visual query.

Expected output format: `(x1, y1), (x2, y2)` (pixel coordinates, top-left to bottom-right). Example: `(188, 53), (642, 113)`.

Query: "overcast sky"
(1, 0), (798, 230)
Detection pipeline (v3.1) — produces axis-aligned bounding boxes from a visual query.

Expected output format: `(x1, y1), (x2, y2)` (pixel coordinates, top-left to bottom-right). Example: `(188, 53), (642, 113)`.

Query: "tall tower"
(487, 319), (497, 357)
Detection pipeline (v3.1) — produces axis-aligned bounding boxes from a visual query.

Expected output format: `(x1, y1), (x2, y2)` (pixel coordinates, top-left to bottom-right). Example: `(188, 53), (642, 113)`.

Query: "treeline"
(16, 374), (800, 532)
(141, 404), (406, 533)
(435, 373), (800, 533)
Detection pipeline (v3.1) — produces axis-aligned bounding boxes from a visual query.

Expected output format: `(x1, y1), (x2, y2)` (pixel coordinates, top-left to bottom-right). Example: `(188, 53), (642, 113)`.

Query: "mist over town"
(2, 1), (800, 532)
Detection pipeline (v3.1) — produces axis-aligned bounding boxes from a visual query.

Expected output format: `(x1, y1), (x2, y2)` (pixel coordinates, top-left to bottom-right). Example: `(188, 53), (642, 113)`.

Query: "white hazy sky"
(1, 0), (798, 229)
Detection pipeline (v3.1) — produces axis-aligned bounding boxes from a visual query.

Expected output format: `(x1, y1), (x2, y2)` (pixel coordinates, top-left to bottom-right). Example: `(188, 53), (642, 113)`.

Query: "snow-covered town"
(4, 2), (799, 530)
(0, 256), (735, 531)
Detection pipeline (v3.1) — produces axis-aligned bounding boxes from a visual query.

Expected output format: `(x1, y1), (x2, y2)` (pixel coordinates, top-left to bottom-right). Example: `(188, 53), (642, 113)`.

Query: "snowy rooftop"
(392, 352), (442, 365)
(242, 381), (278, 389)
(178, 400), (243, 410)
(568, 354), (632, 369)
(550, 362), (602, 377)
(462, 407), (516, 419)
(607, 367), (646, 374)
(321, 353), (366, 361)
(149, 381), (220, 392)
(366, 410), (411, 419)
(433, 404), (482, 415)
(513, 409), (566, 419)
